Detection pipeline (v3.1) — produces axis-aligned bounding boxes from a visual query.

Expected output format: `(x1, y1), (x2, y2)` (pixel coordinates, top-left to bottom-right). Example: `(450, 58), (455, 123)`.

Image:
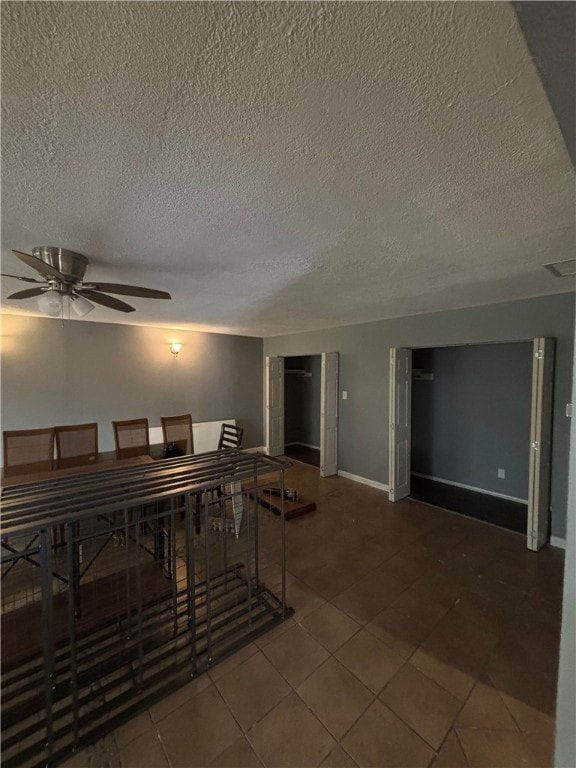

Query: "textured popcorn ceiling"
(1, 1), (573, 336)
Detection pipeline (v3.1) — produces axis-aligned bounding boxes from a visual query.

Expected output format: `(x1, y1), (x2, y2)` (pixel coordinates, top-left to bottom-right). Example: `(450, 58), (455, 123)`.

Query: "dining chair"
(217, 423), (244, 450)
(161, 414), (194, 455)
(2, 427), (59, 564)
(214, 423), (244, 523)
(2, 427), (55, 477)
(54, 423), (99, 469)
(112, 418), (150, 459)
(160, 413), (201, 532)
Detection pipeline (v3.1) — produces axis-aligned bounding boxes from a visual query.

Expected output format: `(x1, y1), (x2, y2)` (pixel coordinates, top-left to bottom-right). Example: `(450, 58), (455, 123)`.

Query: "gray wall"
(0, 315), (263, 457)
(411, 343), (532, 499)
(264, 292), (575, 538)
(284, 355), (321, 447)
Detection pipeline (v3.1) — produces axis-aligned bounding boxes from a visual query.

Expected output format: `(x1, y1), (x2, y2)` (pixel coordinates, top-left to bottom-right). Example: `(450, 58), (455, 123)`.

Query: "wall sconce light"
(170, 343), (182, 358)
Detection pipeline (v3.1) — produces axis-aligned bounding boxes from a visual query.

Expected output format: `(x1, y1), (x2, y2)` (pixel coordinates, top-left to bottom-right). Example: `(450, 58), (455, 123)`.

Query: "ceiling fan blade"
(84, 283), (171, 299)
(80, 289), (136, 313)
(1, 273), (43, 283)
(7, 287), (46, 300)
(13, 250), (67, 281)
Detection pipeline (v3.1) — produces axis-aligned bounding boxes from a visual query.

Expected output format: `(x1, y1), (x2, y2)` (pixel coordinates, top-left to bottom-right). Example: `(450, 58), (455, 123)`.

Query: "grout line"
(377, 699), (443, 755)
(494, 686), (524, 733)
(290, 643), (375, 760)
(155, 727), (174, 768)
(454, 726), (472, 767)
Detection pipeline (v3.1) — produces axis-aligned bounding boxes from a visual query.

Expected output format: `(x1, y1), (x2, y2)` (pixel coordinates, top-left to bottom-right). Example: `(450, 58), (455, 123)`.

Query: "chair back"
(112, 418), (150, 460)
(161, 414), (194, 455)
(55, 423), (99, 469)
(217, 423), (244, 450)
(3, 428), (55, 477)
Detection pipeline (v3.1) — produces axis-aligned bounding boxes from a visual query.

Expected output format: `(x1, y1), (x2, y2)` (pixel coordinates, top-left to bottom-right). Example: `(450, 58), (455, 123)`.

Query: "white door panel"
(527, 338), (554, 551)
(266, 356), (284, 457)
(320, 352), (338, 477)
(389, 347), (412, 502)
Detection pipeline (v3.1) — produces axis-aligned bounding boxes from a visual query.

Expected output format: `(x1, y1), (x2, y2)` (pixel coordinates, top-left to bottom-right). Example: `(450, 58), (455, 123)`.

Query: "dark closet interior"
(410, 342), (532, 533)
(284, 355), (321, 468)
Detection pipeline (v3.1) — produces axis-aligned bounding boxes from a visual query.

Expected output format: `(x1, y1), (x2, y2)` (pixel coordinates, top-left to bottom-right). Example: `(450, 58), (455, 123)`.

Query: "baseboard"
(550, 536), (567, 550)
(338, 469), (389, 493)
(284, 442), (320, 450)
(411, 472), (528, 505)
(245, 446), (266, 454)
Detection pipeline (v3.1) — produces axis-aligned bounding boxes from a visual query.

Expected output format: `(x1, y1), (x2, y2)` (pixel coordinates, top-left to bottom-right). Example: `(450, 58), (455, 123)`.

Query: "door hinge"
(531, 441), (540, 451)
(535, 351), (543, 360)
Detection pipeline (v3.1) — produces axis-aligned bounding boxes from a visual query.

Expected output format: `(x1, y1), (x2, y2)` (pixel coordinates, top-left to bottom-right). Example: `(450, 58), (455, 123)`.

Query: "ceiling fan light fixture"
(71, 294), (95, 317)
(38, 289), (63, 317)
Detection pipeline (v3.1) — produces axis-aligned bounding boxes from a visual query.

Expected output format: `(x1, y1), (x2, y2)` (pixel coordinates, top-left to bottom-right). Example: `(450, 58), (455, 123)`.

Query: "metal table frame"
(1, 449), (292, 768)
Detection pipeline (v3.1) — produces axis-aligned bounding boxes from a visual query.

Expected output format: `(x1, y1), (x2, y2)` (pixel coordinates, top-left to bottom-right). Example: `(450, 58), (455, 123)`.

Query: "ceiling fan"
(1, 246), (171, 317)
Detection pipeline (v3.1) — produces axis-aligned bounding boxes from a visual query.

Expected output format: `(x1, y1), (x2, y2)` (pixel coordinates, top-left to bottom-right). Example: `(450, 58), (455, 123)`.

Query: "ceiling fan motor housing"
(32, 246), (88, 282)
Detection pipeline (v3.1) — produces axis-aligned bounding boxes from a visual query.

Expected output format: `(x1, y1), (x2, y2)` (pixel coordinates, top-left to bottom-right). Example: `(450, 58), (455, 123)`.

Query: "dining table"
(1, 453), (155, 488)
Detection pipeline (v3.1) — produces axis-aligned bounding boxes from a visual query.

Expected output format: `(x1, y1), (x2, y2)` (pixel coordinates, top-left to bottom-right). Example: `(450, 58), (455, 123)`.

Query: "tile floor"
(63, 461), (564, 768)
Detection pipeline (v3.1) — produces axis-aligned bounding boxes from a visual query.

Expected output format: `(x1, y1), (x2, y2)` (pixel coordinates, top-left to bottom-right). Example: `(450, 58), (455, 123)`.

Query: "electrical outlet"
(342, 391), (348, 400)
(497, 468), (506, 479)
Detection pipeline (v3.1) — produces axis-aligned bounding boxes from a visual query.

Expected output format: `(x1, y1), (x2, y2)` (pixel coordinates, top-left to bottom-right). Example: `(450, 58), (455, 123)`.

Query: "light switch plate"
(342, 391), (348, 400)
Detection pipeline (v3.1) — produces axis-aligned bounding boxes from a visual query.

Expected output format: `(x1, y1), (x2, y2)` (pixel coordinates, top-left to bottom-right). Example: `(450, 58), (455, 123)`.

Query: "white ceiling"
(1, 1), (574, 337)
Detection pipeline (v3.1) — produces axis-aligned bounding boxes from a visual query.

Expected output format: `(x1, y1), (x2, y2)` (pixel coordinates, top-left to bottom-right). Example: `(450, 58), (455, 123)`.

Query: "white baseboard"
(245, 446), (266, 454)
(338, 469), (389, 493)
(411, 472), (528, 505)
(550, 536), (567, 550)
(284, 442), (320, 450)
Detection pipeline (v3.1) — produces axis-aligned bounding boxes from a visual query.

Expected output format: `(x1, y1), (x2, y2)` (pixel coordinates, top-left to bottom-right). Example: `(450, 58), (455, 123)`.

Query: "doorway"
(265, 352), (339, 477)
(410, 341), (532, 534)
(389, 339), (554, 551)
(284, 356), (321, 467)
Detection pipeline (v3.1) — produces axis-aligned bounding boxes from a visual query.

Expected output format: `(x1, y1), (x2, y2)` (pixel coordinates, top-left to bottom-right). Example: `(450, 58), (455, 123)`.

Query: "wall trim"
(338, 469), (389, 492)
(284, 441), (320, 450)
(245, 446), (266, 454)
(550, 536), (567, 550)
(411, 472), (528, 505)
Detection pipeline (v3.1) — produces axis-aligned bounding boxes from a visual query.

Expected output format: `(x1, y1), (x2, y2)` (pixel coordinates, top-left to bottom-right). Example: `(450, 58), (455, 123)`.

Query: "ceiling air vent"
(543, 258), (576, 277)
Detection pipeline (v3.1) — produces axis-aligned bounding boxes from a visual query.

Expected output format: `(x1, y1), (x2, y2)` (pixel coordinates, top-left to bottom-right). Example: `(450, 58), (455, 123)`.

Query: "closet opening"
(265, 352), (339, 477)
(389, 339), (554, 550)
(410, 343), (533, 534)
(283, 355), (321, 468)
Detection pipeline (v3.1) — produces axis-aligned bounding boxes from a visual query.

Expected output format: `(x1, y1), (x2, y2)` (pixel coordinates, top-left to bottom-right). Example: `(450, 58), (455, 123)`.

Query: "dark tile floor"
(63, 460), (565, 768)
